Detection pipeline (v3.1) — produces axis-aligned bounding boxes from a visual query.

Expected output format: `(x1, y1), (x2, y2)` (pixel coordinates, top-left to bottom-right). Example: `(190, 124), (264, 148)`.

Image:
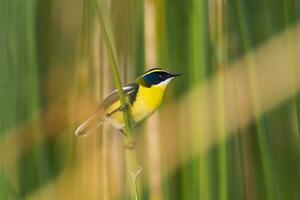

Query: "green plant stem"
(210, 0), (228, 199)
(93, 0), (141, 199)
(235, 0), (278, 199)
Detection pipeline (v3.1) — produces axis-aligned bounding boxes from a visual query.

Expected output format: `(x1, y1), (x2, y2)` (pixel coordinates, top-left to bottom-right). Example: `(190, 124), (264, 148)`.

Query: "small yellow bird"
(75, 68), (181, 136)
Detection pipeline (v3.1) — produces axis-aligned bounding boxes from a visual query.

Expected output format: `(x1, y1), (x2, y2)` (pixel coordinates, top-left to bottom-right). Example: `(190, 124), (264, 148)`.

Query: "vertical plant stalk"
(93, 0), (141, 199)
(189, 0), (208, 199)
(209, 0), (228, 199)
(235, 0), (278, 199)
(144, 0), (163, 199)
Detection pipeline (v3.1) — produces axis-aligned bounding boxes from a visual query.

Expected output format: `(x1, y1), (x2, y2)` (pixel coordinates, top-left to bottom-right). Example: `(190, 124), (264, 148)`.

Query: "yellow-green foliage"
(1, 0), (300, 199)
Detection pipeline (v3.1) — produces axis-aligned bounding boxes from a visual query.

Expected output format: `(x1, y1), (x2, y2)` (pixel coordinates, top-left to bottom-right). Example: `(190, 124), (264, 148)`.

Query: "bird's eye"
(158, 74), (164, 79)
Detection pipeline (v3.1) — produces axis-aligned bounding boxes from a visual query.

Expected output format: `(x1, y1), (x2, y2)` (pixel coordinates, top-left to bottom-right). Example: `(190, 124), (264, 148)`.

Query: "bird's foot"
(119, 103), (130, 112)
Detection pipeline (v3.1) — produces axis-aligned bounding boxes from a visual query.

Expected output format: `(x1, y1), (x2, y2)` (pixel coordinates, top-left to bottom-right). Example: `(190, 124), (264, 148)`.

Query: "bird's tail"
(75, 111), (104, 136)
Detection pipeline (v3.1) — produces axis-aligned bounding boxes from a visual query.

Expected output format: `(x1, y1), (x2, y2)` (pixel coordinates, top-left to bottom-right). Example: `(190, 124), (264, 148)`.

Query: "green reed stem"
(93, 0), (141, 199)
(93, 0), (131, 135)
(210, 0), (228, 199)
(189, 0), (208, 199)
(235, 0), (278, 199)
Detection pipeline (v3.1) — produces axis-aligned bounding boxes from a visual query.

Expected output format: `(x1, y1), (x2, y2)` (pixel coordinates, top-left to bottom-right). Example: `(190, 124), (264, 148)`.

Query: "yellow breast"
(131, 85), (165, 121)
(105, 84), (167, 129)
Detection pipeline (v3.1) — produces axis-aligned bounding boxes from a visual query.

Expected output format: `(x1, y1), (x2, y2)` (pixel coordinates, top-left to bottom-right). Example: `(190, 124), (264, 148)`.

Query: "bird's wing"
(75, 83), (138, 136)
(99, 83), (139, 110)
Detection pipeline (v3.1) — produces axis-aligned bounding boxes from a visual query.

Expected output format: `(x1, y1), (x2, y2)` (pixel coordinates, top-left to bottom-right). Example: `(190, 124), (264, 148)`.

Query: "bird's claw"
(119, 103), (130, 112)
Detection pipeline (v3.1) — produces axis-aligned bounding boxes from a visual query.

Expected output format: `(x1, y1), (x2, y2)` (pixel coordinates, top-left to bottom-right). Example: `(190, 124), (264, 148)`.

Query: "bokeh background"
(1, 0), (300, 199)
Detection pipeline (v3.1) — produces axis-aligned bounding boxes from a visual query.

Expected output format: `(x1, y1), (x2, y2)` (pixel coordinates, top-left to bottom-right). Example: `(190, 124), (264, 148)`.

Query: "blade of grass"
(92, 0), (141, 199)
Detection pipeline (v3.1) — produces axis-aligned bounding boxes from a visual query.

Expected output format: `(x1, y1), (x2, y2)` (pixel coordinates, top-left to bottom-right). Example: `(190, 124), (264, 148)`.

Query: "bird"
(75, 67), (181, 136)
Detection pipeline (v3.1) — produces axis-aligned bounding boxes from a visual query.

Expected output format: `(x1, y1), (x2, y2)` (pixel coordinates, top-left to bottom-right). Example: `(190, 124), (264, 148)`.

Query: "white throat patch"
(154, 78), (173, 88)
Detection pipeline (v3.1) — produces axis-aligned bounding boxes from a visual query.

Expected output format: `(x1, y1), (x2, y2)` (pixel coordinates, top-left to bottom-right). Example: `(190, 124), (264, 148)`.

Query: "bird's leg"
(118, 102), (135, 149)
(119, 102), (130, 112)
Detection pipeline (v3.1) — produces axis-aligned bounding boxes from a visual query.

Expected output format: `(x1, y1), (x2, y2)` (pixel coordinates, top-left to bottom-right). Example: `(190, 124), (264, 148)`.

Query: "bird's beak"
(170, 73), (182, 77)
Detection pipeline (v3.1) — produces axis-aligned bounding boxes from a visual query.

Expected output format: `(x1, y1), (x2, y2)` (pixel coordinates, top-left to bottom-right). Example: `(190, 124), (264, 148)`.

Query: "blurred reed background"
(1, 0), (300, 199)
